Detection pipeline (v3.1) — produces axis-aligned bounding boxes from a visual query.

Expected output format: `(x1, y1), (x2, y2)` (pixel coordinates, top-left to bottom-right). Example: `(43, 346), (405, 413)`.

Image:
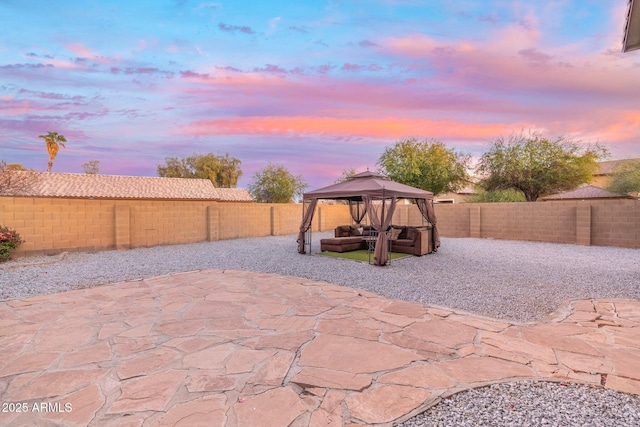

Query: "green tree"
(38, 131), (67, 172)
(334, 168), (358, 184)
(476, 132), (607, 202)
(82, 160), (100, 174)
(7, 163), (26, 171)
(157, 153), (242, 187)
(607, 159), (640, 195)
(157, 156), (191, 178)
(247, 163), (307, 203)
(377, 138), (471, 195)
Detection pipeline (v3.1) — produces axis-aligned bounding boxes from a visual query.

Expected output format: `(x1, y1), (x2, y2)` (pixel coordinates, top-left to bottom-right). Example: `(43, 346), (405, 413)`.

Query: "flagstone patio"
(0, 269), (639, 426)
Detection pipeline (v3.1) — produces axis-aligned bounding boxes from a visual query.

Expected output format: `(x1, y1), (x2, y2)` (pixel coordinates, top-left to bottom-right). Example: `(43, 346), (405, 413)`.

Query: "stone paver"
(0, 269), (639, 426)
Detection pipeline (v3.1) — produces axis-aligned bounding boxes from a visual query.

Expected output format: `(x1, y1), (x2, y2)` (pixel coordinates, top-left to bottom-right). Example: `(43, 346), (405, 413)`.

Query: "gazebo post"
(304, 199), (311, 254)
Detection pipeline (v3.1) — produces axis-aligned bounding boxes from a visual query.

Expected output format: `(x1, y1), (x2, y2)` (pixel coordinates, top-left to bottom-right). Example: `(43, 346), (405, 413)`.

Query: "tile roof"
(541, 185), (634, 201)
(595, 158), (640, 175)
(456, 185), (476, 195)
(215, 187), (254, 202)
(7, 172), (253, 201)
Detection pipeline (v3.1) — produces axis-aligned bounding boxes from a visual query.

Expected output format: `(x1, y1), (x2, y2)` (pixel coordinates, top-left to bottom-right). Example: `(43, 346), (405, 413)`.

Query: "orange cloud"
(602, 111), (640, 142)
(182, 116), (517, 140)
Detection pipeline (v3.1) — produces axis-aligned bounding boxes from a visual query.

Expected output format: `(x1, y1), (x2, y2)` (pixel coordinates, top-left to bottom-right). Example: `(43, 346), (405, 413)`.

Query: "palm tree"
(38, 131), (67, 172)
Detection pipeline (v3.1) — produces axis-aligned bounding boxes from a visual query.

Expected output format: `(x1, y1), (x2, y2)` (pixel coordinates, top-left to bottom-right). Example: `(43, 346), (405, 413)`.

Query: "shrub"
(0, 226), (24, 262)
(467, 189), (526, 203)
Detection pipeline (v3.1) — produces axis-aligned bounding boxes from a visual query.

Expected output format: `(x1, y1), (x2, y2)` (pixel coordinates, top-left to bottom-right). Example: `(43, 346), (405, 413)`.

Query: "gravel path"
(2, 234), (639, 426)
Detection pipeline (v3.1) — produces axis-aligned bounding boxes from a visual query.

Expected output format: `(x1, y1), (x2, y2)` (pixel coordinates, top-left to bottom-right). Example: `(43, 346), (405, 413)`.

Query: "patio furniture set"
(320, 224), (434, 256)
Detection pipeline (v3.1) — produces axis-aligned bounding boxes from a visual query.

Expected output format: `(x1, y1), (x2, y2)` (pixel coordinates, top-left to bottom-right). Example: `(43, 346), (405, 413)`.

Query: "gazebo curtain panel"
(296, 198), (318, 254)
(416, 198), (440, 249)
(348, 200), (367, 224)
(363, 196), (397, 266)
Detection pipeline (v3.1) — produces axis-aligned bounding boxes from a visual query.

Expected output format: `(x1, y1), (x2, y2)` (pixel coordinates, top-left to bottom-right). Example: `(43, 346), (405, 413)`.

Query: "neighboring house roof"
(215, 187), (254, 202)
(456, 185), (476, 195)
(623, 0), (640, 52)
(541, 185), (634, 201)
(5, 172), (253, 202)
(595, 159), (640, 176)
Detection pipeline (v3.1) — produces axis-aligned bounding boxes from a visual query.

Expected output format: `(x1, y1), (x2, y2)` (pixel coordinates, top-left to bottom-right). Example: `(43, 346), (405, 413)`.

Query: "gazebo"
(297, 171), (440, 266)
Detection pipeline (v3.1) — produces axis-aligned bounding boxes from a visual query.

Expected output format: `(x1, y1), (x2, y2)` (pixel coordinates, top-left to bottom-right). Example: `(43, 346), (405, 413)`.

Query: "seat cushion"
(321, 237), (363, 245)
(393, 239), (414, 247)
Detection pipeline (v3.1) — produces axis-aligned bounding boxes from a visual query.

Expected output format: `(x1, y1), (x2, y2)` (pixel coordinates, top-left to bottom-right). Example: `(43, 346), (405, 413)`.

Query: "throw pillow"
(336, 226), (350, 237)
(398, 227), (408, 239)
(390, 227), (402, 240)
(406, 227), (416, 241)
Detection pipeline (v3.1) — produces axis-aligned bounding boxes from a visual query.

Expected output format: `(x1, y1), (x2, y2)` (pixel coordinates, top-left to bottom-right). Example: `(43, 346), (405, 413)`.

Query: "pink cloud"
(174, 66), (521, 118)
(178, 69), (288, 88)
(63, 42), (110, 65)
(382, 28), (640, 101)
(0, 97), (31, 115)
(66, 42), (94, 58)
(181, 116), (518, 141)
(17, 54), (85, 70)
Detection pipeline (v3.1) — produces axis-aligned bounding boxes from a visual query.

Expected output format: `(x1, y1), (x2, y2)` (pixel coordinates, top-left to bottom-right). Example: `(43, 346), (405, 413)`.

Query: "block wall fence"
(0, 197), (352, 258)
(427, 199), (638, 248)
(0, 197), (638, 259)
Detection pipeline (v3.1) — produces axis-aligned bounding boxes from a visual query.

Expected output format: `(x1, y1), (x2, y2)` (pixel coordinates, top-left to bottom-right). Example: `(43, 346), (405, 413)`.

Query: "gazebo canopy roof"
(303, 171), (433, 201)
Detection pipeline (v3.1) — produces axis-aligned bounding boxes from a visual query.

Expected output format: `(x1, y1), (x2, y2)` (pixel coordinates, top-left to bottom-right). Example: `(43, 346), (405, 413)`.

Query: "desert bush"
(0, 226), (24, 262)
(467, 189), (526, 203)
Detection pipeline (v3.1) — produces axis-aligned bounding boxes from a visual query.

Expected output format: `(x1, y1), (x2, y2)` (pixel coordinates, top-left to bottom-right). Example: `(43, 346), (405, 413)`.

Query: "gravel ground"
(2, 233), (638, 323)
(400, 381), (640, 427)
(2, 234), (639, 426)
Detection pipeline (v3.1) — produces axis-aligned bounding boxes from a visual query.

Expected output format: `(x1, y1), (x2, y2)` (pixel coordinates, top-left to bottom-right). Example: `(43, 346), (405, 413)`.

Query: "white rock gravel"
(2, 233), (638, 323)
(2, 234), (639, 426)
(400, 381), (640, 427)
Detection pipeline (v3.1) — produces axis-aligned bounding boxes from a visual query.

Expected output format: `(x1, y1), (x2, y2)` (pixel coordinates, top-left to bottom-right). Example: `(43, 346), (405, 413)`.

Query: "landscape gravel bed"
(2, 233), (638, 323)
(399, 381), (640, 427)
(2, 235), (639, 426)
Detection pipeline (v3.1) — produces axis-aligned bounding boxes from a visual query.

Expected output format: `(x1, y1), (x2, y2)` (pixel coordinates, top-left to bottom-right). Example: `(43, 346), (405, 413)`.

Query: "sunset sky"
(1, 0), (639, 189)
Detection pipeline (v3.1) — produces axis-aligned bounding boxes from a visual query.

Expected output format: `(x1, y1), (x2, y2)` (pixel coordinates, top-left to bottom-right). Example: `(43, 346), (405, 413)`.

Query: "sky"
(1, 0), (639, 190)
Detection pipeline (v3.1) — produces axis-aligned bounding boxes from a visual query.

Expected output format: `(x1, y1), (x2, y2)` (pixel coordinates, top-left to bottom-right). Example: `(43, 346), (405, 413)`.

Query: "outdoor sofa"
(320, 224), (433, 256)
(319, 225), (373, 252)
(389, 225), (433, 256)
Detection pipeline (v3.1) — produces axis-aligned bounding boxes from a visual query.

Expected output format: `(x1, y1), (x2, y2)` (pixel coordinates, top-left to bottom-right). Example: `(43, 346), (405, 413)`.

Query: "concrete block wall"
(0, 197), (353, 259)
(0, 197), (116, 257)
(432, 199), (639, 248)
(590, 199), (640, 248)
(216, 202), (272, 240)
(272, 204), (307, 236)
(1, 196), (637, 259)
(316, 205), (353, 232)
(127, 200), (210, 248)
